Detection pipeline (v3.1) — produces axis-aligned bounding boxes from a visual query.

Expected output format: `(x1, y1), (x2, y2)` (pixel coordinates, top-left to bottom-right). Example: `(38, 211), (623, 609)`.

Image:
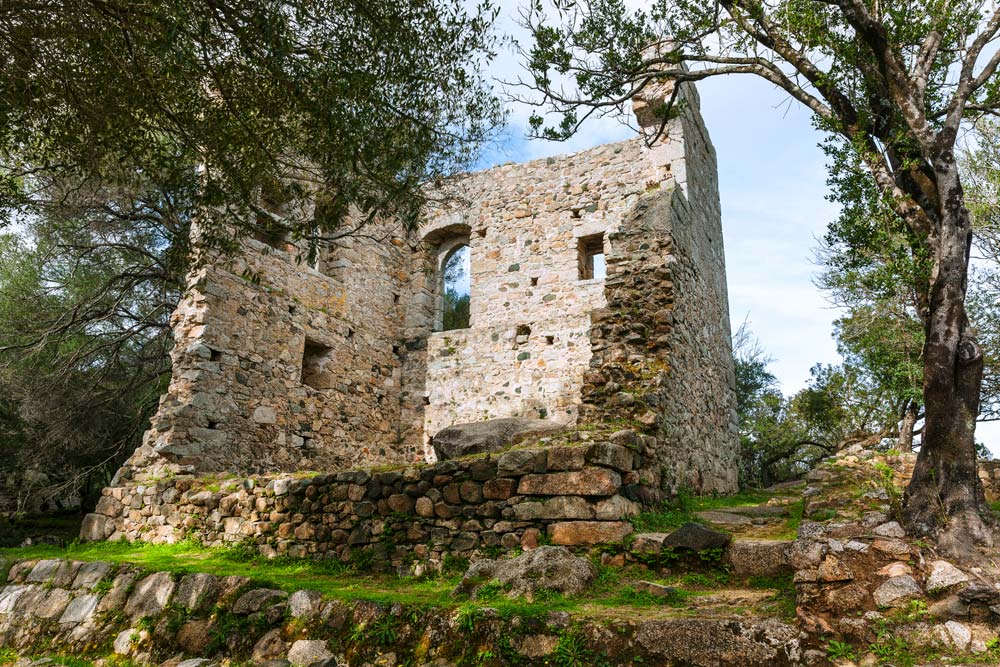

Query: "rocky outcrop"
(430, 418), (566, 460)
(456, 546), (597, 598)
(0, 557), (804, 667)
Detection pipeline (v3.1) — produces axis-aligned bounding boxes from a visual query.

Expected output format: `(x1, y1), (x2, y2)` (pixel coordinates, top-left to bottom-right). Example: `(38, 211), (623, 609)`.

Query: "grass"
(629, 490), (777, 533)
(0, 652), (135, 667)
(0, 539), (791, 623)
(1, 539), (458, 607)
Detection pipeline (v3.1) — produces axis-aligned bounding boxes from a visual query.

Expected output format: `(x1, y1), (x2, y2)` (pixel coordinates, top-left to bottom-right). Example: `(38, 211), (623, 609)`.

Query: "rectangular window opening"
(302, 339), (334, 390)
(578, 233), (606, 281)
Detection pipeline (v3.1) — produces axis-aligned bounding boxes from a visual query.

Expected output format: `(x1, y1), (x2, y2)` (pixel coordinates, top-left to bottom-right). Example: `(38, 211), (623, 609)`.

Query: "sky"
(478, 2), (1000, 455)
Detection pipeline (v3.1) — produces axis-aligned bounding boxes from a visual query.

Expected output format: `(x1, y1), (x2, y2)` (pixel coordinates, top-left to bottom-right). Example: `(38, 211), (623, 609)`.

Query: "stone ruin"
(81, 81), (740, 559)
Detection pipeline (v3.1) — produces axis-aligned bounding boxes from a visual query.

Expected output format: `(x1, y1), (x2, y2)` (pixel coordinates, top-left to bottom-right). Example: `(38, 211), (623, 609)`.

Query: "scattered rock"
(871, 539), (910, 558)
(113, 628), (139, 655)
(934, 620), (972, 650)
(817, 555), (854, 582)
(661, 522), (731, 552)
(431, 418), (564, 460)
(724, 539), (792, 578)
(512, 634), (559, 658)
(58, 594), (98, 624)
(124, 571), (176, 619)
(288, 589), (323, 619)
(71, 561), (112, 590)
(174, 573), (219, 611)
(177, 619), (215, 655)
(631, 532), (670, 554)
(957, 582), (1000, 604)
(633, 617), (802, 666)
(455, 545), (596, 598)
(253, 628), (289, 662)
(872, 521), (905, 538)
(926, 560), (969, 593)
(232, 588), (287, 615)
(826, 583), (870, 611)
(634, 581), (678, 598)
(928, 594), (969, 619)
(694, 511), (752, 528)
(873, 575), (923, 608)
(287, 639), (333, 666)
(877, 562), (912, 578)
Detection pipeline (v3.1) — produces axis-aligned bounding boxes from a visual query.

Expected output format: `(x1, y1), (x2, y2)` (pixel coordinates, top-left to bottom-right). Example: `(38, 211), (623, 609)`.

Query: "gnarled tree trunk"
(903, 165), (993, 556)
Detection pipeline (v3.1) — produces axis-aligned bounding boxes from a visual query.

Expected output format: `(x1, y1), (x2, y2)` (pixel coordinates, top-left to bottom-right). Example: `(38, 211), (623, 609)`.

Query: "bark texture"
(903, 167), (994, 556)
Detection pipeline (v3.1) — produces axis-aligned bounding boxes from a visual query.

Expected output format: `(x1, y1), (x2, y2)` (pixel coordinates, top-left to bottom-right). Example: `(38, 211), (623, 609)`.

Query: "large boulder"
(662, 522), (731, 552)
(431, 417), (565, 460)
(455, 545), (596, 599)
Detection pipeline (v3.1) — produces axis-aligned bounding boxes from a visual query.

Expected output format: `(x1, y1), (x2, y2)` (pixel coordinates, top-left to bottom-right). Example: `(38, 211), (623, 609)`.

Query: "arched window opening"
(439, 243), (471, 331)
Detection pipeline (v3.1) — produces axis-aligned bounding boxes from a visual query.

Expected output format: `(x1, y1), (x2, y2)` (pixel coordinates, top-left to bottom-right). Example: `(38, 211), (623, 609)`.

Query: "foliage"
(825, 639), (857, 662)
(0, 212), (182, 511)
(734, 323), (879, 487)
(552, 631), (605, 667)
(0, 0), (504, 247)
(0, 0), (505, 511)
(629, 488), (771, 532)
(963, 119), (1000, 423)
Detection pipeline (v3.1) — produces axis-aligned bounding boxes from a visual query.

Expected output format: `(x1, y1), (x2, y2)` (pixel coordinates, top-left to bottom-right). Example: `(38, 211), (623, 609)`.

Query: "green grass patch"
(0, 539), (759, 621)
(1, 539), (459, 607)
(630, 490), (775, 532)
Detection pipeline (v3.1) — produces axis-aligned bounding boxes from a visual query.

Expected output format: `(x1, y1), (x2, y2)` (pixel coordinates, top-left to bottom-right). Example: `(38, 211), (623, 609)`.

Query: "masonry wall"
(111, 79), (738, 498)
(580, 82), (739, 494)
(415, 140), (671, 455)
(116, 228), (420, 482)
(83, 430), (662, 564)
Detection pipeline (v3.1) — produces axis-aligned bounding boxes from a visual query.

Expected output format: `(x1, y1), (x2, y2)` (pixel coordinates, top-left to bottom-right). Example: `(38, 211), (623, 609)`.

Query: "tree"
(0, 181), (184, 512)
(522, 0), (1000, 553)
(735, 323), (889, 487)
(0, 0), (504, 249)
(0, 0), (504, 509)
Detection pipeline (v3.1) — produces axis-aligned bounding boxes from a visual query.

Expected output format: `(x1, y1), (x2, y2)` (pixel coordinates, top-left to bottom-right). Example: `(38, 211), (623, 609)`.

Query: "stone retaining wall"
(82, 432), (662, 566)
(0, 557), (804, 667)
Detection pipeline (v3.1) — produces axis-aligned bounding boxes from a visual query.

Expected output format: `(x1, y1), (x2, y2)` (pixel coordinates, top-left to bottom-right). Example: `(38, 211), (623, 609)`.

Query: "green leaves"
(0, 0), (505, 245)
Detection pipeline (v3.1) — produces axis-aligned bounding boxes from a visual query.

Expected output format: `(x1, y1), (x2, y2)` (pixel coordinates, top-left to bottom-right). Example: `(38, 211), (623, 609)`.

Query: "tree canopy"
(0, 0), (504, 248)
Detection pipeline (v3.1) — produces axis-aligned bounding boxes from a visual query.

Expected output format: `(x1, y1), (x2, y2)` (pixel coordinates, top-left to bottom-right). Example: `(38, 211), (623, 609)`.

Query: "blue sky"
(480, 4), (1000, 454)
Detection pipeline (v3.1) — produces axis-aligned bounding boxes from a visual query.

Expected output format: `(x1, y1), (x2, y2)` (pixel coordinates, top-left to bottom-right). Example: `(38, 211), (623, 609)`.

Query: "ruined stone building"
(111, 80), (739, 501)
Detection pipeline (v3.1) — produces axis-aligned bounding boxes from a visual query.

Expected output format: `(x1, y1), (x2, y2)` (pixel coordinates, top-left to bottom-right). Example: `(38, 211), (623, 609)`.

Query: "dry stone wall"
(84, 431), (663, 565)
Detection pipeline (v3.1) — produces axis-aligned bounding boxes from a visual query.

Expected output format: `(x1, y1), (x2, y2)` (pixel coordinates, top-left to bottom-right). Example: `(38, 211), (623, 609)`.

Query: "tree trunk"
(902, 166), (993, 556)
(898, 400), (918, 452)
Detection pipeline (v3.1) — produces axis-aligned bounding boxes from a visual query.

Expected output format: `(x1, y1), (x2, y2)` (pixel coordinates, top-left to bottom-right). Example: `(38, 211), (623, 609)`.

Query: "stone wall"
(109, 79), (739, 503)
(579, 82), (739, 494)
(0, 557), (804, 667)
(416, 139), (666, 453)
(116, 225), (422, 481)
(84, 431), (663, 565)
